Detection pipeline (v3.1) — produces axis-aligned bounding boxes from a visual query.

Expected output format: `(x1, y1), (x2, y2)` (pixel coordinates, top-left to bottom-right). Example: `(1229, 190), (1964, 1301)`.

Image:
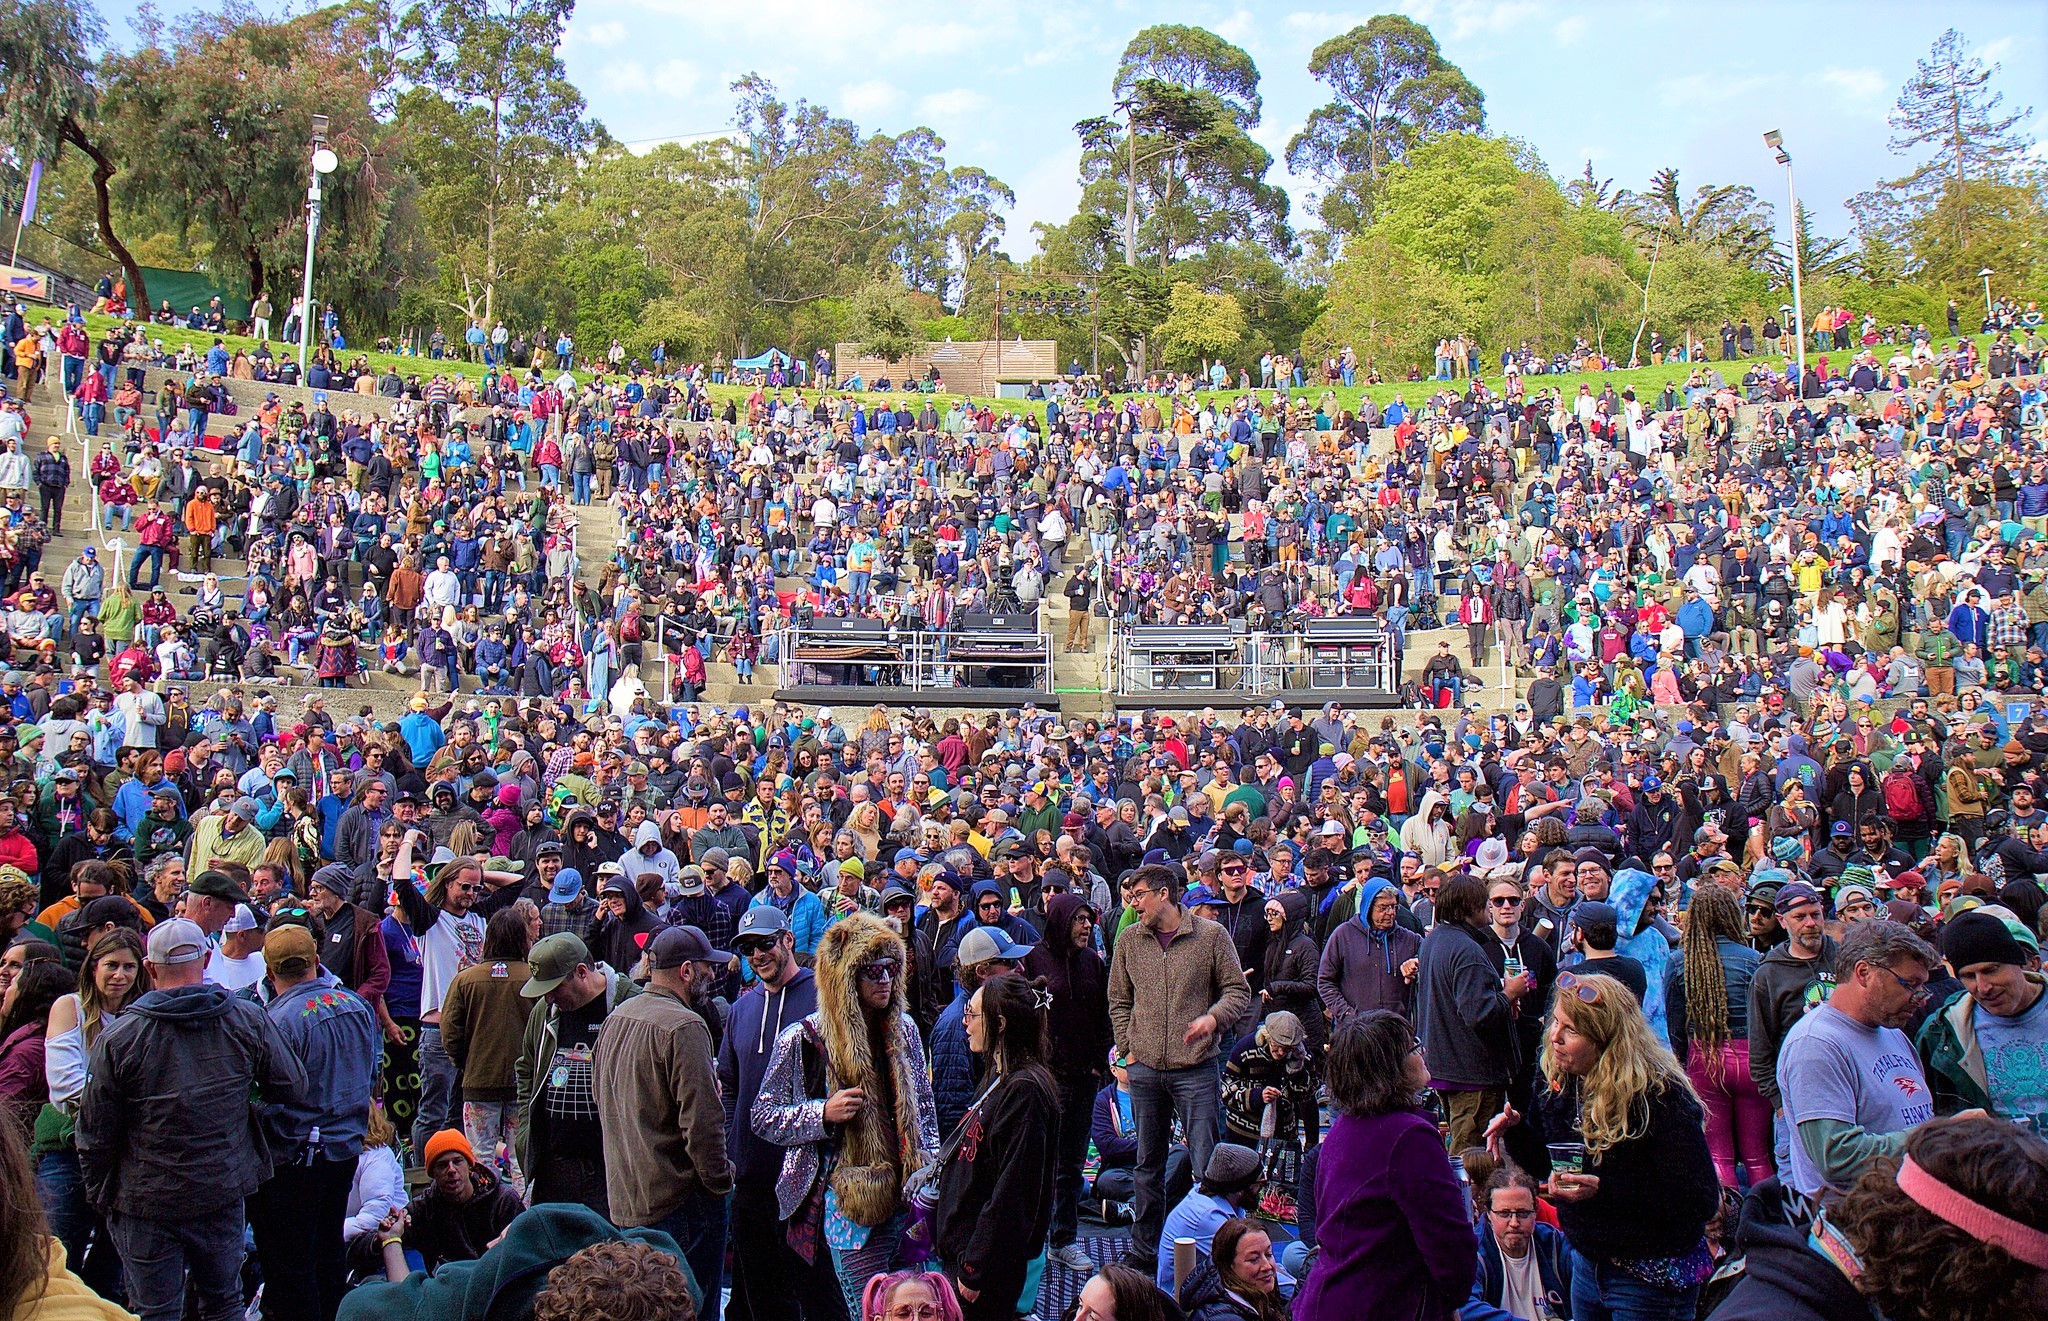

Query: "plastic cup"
(1547, 1141), (1587, 1175)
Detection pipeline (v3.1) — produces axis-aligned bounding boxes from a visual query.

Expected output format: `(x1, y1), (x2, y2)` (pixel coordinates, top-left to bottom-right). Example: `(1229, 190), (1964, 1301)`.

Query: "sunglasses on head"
(1555, 970), (1604, 1003)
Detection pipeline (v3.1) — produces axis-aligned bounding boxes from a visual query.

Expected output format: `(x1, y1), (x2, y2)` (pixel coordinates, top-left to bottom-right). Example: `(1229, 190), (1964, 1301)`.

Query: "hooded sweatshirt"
(75, 982), (308, 1216)
(589, 878), (662, 977)
(619, 819), (680, 896)
(1748, 934), (1838, 1109)
(715, 966), (818, 1183)
(1020, 891), (1112, 1080)
(1317, 877), (1421, 1026)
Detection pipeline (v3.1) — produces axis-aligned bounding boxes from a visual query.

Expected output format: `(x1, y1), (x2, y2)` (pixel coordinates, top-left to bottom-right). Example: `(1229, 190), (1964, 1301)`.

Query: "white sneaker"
(1050, 1242), (1094, 1273)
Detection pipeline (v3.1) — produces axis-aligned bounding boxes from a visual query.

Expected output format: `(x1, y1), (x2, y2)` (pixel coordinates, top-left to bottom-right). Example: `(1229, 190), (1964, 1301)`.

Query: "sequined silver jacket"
(750, 1009), (941, 1220)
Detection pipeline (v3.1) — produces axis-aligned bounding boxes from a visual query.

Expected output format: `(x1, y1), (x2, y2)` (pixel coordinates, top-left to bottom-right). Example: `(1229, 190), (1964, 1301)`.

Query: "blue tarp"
(732, 347), (790, 370)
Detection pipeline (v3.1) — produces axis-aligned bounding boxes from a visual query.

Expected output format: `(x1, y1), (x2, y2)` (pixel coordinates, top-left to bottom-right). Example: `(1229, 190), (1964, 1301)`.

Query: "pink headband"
(1896, 1156), (2048, 1269)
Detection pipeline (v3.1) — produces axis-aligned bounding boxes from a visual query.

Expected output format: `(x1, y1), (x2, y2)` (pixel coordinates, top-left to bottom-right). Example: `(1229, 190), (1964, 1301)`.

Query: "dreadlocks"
(1680, 885), (1746, 1063)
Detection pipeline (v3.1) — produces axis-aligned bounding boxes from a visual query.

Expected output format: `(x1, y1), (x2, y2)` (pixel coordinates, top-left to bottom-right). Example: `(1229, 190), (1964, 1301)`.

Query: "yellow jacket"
(11, 1240), (137, 1321)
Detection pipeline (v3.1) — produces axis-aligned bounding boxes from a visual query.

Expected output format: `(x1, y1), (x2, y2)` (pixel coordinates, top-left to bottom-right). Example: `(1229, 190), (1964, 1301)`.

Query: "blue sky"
(120, 0), (2048, 259)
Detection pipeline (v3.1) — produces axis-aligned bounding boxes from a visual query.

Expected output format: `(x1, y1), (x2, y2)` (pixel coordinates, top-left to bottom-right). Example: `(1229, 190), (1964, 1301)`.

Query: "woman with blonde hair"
(1487, 970), (1719, 1321)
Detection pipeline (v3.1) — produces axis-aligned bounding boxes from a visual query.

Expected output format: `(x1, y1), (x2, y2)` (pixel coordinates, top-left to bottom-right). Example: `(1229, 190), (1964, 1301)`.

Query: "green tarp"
(139, 265), (251, 322)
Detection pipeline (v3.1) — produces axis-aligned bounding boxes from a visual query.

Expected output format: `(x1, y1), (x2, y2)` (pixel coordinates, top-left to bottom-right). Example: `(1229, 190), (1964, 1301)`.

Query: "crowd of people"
(0, 297), (2039, 1321)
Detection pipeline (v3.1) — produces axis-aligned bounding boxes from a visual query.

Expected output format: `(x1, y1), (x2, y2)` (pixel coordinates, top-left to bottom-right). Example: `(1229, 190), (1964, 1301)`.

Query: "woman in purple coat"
(1294, 1010), (1476, 1321)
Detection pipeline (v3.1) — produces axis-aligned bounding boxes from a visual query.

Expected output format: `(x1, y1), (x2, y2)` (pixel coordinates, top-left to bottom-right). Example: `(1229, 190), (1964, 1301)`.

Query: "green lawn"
(81, 309), (1993, 419)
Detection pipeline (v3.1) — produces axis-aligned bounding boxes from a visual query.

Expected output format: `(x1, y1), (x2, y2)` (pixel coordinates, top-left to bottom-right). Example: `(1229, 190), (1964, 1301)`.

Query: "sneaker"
(1050, 1242), (1094, 1273)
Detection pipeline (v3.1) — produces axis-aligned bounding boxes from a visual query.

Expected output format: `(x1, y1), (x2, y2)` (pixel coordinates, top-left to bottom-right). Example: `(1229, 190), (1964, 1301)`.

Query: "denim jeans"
(1570, 1253), (1699, 1321)
(412, 1025), (458, 1159)
(1126, 1060), (1221, 1262)
(573, 471), (592, 504)
(649, 1192), (730, 1321)
(37, 1149), (122, 1300)
(107, 1206), (248, 1321)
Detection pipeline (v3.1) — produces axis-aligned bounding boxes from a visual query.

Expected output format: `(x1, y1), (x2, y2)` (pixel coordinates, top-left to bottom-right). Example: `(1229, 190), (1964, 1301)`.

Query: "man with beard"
(593, 925), (735, 1321)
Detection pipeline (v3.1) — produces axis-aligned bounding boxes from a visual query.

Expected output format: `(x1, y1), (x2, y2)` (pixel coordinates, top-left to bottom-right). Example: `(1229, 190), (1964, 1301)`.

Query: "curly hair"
(530, 1240), (696, 1321)
(1540, 970), (1698, 1161)
(1836, 1116), (2048, 1321)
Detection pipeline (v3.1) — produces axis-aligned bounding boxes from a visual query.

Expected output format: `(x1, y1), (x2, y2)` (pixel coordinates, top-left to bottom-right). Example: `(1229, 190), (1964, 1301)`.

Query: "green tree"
(1287, 15), (1485, 237)
(1619, 168), (1776, 269)
(1302, 230), (1464, 373)
(1884, 27), (2032, 251)
(0, 0), (147, 307)
(847, 278), (922, 364)
(1157, 282), (1245, 366)
(1074, 25), (1291, 273)
(397, 0), (595, 328)
(1647, 242), (1738, 353)
(105, 2), (419, 324)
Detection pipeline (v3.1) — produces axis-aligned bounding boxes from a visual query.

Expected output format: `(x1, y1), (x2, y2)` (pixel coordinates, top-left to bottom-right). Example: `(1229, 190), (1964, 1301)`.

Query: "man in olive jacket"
(1105, 863), (1251, 1275)
(593, 926), (735, 1321)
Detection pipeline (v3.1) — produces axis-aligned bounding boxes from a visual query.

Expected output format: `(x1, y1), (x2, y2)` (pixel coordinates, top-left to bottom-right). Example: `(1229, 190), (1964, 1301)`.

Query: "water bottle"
(1453, 1150), (1474, 1222)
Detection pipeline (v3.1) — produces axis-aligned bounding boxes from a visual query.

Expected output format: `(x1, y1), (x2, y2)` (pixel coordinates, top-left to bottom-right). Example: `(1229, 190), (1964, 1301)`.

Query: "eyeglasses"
(1488, 1206), (1537, 1221)
(856, 960), (899, 985)
(1653, 863), (1675, 872)
(1489, 895), (1523, 907)
(1555, 971), (1604, 1003)
(1873, 964), (1928, 997)
(1121, 884), (1162, 900)
(734, 939), (779, 957)
(886, 1307), (944, 1321)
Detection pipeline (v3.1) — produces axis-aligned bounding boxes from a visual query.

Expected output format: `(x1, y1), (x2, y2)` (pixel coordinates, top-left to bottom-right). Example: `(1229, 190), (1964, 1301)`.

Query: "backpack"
(1883, 768), (1925, 823)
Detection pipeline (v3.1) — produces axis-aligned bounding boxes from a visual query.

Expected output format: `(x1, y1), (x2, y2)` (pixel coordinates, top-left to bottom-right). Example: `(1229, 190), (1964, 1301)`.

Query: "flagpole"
(9, 160), (41, 274)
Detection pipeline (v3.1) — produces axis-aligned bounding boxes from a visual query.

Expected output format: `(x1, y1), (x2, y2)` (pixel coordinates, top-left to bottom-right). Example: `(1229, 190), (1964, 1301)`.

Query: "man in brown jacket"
(385, 556), (424, 633)
(593, 925), (734, 1321)
(1106, 862), (1251, 1275)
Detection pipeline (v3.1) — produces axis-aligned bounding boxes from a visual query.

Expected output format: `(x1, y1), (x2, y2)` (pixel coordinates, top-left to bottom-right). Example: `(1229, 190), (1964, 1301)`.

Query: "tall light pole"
(298, 114), (338, 377)
(1763, 130), (1804, 388)
(1980, 267), (1995, 328)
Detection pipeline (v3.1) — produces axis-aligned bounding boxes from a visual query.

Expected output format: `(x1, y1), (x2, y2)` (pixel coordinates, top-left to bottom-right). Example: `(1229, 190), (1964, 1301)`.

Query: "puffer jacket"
(1176, 1256), (1265, 1321)
(76, 983), (308, 1216)
(929, 987), (978, 1137)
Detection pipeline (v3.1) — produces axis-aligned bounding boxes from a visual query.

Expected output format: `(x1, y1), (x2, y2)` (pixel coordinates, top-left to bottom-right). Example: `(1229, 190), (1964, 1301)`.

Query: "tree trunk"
(61, 118), (146, 313)
(247, 245), (266, 309)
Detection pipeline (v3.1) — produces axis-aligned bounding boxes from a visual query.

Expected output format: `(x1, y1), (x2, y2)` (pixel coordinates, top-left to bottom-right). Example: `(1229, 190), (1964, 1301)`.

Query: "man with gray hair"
(1778, 920), (1963, 1203)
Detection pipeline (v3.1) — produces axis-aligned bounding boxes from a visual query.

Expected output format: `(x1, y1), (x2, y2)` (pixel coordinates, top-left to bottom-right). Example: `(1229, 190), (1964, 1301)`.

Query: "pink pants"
(1688, 1039), (1773, 1188)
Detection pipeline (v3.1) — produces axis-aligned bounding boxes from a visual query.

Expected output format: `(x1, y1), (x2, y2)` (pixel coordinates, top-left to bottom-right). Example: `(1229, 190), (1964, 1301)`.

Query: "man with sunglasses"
(1779, 920), (1949, 1202)
(717, 907), (838, 1321)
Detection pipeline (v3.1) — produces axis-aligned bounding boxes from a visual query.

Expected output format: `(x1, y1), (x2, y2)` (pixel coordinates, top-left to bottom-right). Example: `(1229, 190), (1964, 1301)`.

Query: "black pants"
(248, 1153), (357, 1321)
(1050, 1070), (1095, 1247)
(38, 482), (63, 530)
(728, 1178), (848, 1321)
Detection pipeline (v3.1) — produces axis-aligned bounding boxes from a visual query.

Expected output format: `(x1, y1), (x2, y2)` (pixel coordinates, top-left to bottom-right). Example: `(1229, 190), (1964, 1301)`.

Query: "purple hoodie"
(1295, 1105), (1476, 1321)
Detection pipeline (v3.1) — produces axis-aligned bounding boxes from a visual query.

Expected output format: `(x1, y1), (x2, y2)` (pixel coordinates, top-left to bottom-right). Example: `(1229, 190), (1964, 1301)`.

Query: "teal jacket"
(1912, 980), (2047, 1117)
(337, 1204), (694, 1321)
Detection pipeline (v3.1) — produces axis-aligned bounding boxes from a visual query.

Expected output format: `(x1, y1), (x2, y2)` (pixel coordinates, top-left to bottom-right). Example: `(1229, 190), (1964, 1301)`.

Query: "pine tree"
(1884, 28), (2032, 247)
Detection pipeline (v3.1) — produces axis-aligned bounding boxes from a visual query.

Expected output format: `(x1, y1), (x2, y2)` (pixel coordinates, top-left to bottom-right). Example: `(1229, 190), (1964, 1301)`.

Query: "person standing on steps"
(33, 436), (69, 534)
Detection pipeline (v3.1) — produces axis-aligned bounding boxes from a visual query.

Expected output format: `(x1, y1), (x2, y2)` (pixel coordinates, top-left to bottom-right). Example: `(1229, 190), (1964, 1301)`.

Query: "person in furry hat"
(752, 910), (940, 1315)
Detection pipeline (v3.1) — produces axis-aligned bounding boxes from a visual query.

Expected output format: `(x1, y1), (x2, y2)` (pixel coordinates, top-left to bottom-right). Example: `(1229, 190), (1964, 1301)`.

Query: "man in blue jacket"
(1464, 1167), (1576, 1321)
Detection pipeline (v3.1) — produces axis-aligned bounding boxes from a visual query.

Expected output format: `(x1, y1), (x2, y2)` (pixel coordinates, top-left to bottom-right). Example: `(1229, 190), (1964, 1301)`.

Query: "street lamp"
(299, 114), (338, 376)
(1980, 268), (1995, 328)
(1763, 130), (1804, 387)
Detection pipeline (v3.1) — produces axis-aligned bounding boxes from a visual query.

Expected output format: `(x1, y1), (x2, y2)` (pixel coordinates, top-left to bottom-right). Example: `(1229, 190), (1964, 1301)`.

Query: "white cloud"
(1442, 1), (1544, 40)
(1979, 36), (2014, 63)
(572, 18), (627, 46)
(1211, 9), (1260, 47)
(917, 88), (991, 120)
(839, 80), (905, 119)
(1819, 67), (1888, 107)
(1285, 11), (1370, 35)
(599, 59), (701, 100)
(1555, 15), (1585, 45)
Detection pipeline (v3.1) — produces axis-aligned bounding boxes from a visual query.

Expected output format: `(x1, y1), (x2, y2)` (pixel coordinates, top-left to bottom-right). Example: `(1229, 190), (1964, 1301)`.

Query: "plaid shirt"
(539, 894), (595, 941)
(1992, 602), (2030, 650)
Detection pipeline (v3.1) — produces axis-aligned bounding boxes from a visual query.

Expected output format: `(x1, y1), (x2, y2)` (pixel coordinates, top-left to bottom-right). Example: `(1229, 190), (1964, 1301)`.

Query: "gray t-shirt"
(1780, 1002), (1933, 1199)
(1974, 985), (2048, 1126)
